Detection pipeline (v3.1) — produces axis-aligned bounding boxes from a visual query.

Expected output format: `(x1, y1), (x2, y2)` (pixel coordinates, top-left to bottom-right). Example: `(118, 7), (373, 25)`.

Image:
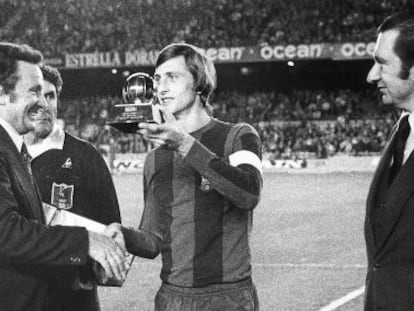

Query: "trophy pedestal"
(106, 121), (142, 133)
(107, 103), (154, 133)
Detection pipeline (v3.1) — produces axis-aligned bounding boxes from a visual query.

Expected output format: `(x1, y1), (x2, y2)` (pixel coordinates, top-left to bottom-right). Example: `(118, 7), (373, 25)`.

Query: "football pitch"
(99, 171), (372, 311)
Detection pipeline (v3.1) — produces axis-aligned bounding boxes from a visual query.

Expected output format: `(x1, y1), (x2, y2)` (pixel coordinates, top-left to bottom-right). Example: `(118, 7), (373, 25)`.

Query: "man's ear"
(0, 86), (10, 105)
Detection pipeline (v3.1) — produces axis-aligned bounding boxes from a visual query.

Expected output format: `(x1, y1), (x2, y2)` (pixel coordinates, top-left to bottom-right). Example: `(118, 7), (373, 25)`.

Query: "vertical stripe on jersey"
(193, 122), (230, 286)
(221, 124), (254, 282)
(169, 154), (197, 285)
(153, 148), (175, 281)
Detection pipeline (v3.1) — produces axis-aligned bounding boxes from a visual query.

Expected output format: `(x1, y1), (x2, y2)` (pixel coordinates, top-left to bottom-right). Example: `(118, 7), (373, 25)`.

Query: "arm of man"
(0, 156), (127, 281)
(105, 224), (162, 259)
(104, 159), (164, 259)
(138, 112), (263, 211)
(178, 123), (263, 211)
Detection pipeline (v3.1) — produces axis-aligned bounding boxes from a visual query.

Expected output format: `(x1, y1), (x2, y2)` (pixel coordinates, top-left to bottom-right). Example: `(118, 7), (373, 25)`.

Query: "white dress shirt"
(403, 112), (414, 164)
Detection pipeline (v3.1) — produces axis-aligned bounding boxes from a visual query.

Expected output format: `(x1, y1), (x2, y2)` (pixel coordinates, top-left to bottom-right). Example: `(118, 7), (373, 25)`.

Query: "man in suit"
(0, 42), (128, 311)
(365, 11), (414, 311)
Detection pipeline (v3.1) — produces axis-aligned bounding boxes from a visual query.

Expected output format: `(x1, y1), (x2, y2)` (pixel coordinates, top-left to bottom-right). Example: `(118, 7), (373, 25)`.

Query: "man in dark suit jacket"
(0, 43), (128, 311)
(365, 11), (414, 311)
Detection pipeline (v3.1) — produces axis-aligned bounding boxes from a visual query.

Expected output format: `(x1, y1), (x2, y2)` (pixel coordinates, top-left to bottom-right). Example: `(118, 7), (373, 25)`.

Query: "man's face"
(30, 80), (57, 138)
(2, 61), (48, 135)
(153, 56), (197, 118)
(367, 29), (414, 111)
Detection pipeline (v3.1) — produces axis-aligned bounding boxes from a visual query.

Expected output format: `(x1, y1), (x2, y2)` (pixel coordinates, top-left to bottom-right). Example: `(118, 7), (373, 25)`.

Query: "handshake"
(43, 203), (131, 286)
(88, 223), (132, 286)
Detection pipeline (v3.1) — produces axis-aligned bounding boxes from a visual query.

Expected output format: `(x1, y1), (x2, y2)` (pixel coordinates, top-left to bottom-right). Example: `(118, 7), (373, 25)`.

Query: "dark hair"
(41, 65), (63, 96)
(156, 43), (217, 107)
(0, 42), (43, 93)
(379, 11), (414, 79)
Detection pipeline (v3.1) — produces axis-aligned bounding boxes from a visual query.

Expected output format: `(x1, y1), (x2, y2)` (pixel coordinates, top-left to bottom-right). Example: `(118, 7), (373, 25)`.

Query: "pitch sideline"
(135, 261), (365, 269)
(318, 286), (365, 311)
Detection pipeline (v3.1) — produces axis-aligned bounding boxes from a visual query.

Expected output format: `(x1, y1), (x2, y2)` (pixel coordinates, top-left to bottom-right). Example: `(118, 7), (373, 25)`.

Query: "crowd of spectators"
(57, 88), (399, 160)
(1, 0), (406, 160)
(0, 0), (412, 56)
(259, 115), (396, 161)
(212, 88), (386, 123)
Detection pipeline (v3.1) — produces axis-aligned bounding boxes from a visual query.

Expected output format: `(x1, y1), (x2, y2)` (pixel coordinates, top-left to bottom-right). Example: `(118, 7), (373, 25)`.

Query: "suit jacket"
(364, 119), (414, 311)
(0, 125), (89, 311)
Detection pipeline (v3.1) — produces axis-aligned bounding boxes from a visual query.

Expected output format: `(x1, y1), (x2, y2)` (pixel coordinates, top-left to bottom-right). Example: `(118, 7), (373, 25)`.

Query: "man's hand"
(137, 108), (188, 149)
(87, 231), (128, 282)
(104, 222), (126, 253)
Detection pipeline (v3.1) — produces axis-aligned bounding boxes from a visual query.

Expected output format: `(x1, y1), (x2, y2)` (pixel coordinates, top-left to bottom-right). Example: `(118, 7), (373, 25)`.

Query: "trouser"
(154, 278), (259, 311)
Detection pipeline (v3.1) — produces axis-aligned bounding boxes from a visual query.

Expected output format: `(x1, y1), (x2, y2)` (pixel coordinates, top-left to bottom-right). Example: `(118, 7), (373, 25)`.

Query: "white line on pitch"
(253, 263), (365, 269)
(135, 261), (366, 269)
(318, 286), (365, 311)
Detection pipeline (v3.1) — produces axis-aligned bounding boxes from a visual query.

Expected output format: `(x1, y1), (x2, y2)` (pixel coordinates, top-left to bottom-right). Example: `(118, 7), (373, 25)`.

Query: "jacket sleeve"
(180, 123), (263, 210)
(120, 154), (164, 259)
(0, 156), (89, 266)
(121, 227), (161, 259)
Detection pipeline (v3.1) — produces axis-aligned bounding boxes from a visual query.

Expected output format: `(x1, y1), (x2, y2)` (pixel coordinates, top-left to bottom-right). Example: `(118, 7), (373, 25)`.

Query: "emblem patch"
(200, 176), (212, 192)
(62, 157), (73, 169)
(51, 182), (74, 209)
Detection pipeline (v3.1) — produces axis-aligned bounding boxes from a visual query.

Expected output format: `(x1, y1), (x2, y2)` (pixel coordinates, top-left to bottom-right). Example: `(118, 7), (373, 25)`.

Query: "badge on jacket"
(62, 157), (73, 169)
(51, 182), (74, 209)
(200, 176), (212, 192)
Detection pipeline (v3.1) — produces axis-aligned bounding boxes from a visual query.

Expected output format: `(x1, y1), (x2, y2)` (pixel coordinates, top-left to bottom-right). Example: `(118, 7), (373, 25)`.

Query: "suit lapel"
(367, 130), (396, 209)
(365, 127), (396, 252)
(375, 149), (414, 252)
(0, 126), (43, 221)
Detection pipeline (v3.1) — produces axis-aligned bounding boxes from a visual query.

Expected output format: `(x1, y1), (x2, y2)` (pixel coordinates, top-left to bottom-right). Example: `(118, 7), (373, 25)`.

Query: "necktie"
(20, 143), (44, 220)
(20, 142), (33, 175)
(390, 114), (410, 183)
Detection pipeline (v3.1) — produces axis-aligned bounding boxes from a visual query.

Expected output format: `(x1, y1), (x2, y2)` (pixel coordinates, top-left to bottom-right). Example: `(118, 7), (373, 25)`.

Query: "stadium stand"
(0, 0), (412, 55)
(0, 0), (406, 159)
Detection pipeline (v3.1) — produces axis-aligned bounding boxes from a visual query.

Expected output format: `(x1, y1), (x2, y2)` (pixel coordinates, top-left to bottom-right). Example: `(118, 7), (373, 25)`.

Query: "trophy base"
(107, 120), (156, 133)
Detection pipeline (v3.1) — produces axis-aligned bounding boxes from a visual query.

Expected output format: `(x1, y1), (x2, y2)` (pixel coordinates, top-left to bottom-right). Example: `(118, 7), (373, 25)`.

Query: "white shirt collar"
(26, 123), (65, 159)
(408, 112), (414, 131)
(0, 116), (23, 152)
(401, 111), (414, 164)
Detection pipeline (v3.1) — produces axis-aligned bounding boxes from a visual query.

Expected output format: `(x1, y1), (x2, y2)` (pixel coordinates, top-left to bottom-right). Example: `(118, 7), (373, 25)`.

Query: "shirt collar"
(0, 116), (23, 152)
(408, 112), (414, 131)
(26, 123), (65, 159)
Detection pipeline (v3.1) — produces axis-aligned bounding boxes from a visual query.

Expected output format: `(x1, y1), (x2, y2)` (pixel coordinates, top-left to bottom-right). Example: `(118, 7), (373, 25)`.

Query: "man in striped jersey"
(110, 43), (263, 310)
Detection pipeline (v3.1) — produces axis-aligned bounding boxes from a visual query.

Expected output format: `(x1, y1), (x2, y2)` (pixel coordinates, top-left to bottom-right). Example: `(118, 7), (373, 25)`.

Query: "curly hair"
(41, 65), (63, 96)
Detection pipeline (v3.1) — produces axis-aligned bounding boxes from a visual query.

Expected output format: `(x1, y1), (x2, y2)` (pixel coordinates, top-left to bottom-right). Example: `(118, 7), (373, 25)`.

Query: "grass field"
(99, 171), (372, 311)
